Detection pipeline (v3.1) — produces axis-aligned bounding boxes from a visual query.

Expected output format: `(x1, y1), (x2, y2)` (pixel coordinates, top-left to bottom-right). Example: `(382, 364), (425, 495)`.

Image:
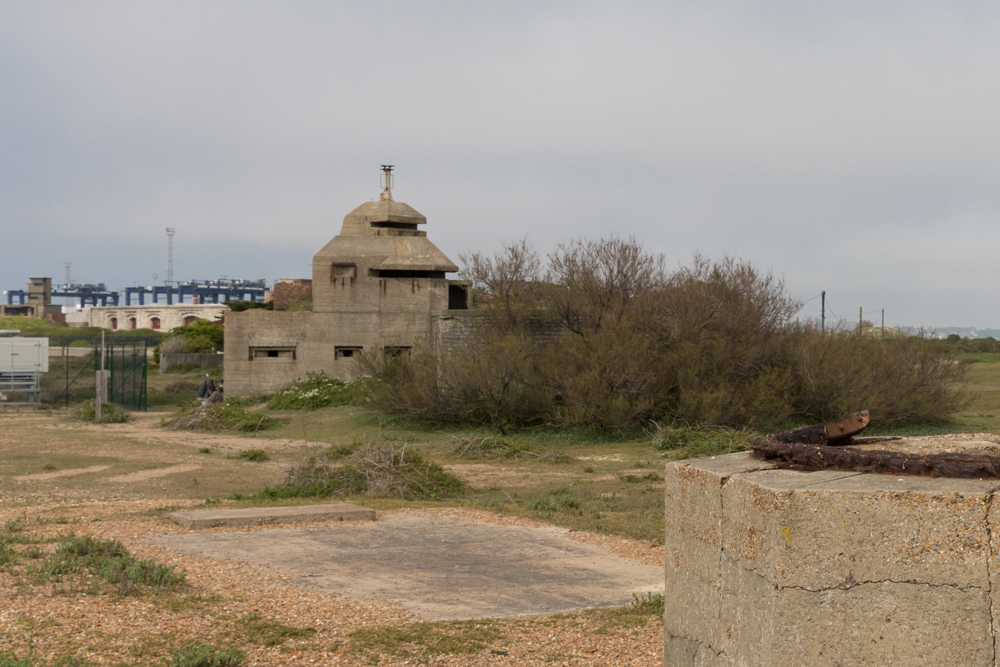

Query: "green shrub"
(267, 373), (358, 410)
(163, 645), (244, 667)
(263, 442), (465, 500)
(162, 320), (225, 354)
(227, 300), (273, 312)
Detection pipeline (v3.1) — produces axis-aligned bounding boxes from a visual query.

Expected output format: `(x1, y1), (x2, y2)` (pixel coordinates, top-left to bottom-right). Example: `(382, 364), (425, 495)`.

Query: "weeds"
(229, 449), (270, 462)
(163, 645), (245, 667)
(647, 422), (755, 459)
(79, 401), (132, 424)
(164, 404), (282, 433)
(236, 613), (316, 646)
(629, 592), (664, 615)
(0, 653), (32, 667)
(348, 620), (505, 661)
(267, 373), (360, 410)
(452, 435), (572, 463)
(263, 441), (465, 500)
(27, 535), (186, 595)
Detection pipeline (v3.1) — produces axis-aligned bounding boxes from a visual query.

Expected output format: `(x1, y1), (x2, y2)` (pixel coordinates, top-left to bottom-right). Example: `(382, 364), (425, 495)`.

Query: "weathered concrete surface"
(169, 503), (375, 530)
(665, 451), (1000, 666)
(151, 511), (662, 620)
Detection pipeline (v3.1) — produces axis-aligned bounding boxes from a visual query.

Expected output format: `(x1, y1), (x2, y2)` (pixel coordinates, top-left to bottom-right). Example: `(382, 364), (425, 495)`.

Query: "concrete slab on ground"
(150, 511), (662, 620)
(169, 503), (375, 530)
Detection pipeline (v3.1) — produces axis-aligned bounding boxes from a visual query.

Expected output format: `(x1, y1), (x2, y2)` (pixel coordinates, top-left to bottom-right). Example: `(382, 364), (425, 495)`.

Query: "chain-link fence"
(46, 336), (153, 411)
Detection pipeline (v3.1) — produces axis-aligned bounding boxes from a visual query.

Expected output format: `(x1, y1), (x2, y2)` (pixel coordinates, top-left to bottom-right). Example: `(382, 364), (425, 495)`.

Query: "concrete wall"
(664, 452), (1000, 666)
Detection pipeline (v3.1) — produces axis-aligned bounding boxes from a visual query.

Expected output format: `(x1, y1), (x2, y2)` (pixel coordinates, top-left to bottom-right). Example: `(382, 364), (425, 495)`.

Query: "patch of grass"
(267, 373), (360, 410)
(79, 401), (132, 424)
(618, 472), (661, 483)
(235, 612), (316, 646)
(529, 495), (582, 514)
(229, 449), (270, 463)
(629, 592), (664, 615)
(0, 652), (32, 667)
(164, 404), (283, 433)
(451, 435), (573, 463)
(27, 534), (186, 595)
(957, 352), (1000, 364)
(647, 422), (756, 460)
(5, 515), (26, 533)
(162, 363), (206, 375)
(262, 442), (465, 501)
(163, 645), (245, 667)
(348, 619), (505, 661)
(578, 592), (665, 636)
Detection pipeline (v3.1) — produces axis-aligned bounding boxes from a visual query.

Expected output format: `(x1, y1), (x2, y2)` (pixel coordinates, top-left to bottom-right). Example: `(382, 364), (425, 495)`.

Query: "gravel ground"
(0, 501), (664, 666)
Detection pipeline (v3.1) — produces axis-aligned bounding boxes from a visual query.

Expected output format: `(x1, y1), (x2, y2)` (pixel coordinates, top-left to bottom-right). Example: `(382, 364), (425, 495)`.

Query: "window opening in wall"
(250, 346), (297, 360)
(335, 346), (363, 359)
(183, 316), (196, 325)
(448, 284), (469, 310)
(129, 317), (137, 330)
(331, 263), (357, 280)
(110, 317), (118, 330)
(384, 346), (411, 357)
(150, 317), (161, 330)
(368, 269), (445, 279)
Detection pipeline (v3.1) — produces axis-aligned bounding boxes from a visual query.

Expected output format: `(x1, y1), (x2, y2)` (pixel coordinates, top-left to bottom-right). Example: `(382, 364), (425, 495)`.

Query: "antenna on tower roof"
(380, 165), (394, 201)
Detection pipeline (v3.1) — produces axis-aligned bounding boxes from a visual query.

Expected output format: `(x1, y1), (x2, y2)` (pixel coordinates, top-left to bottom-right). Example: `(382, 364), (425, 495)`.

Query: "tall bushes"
(362, 237), (967, 432)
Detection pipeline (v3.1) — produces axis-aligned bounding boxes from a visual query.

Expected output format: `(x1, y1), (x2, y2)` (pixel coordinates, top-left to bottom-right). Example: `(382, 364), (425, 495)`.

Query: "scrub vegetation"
(360, 237), (968, 433)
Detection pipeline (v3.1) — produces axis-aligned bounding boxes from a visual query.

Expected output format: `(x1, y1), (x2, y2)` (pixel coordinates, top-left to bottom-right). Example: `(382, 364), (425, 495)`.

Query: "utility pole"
(821, 291), (825, 333)
(881, 309), (885, 338)
(859, 307), (863, 332)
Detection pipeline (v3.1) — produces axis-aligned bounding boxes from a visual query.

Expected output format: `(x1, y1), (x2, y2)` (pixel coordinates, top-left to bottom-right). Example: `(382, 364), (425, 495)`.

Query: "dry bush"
(451, 435), (571, 462)
(461, 237), (542, 333)
(790, 331), (970, 424)
(271, 442), (465, 500)
(164, 404), (279, 432)
(365, 237), (967, 432)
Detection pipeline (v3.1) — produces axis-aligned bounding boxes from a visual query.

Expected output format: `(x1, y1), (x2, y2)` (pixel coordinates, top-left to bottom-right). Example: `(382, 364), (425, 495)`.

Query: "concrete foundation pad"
(150, 511), (662, 620)
(169, 503), (375, 530)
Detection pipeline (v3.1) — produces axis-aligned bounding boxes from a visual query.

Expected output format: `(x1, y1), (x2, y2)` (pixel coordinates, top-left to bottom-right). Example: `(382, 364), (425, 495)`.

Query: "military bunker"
(225, 169), (474, 396)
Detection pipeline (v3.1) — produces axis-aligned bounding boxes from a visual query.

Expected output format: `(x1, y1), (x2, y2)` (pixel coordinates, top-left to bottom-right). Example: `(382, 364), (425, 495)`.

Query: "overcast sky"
(2, 1), (999, 329)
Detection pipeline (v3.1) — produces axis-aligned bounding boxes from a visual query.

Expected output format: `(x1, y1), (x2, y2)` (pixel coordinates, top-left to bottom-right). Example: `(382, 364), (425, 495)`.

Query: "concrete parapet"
(665, 451), (1000, 665)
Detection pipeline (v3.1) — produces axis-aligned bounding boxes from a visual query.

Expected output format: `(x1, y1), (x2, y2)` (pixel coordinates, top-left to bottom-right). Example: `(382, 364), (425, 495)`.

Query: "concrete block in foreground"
(170, 503), (375, 530)
(665, 451), (1000, 666)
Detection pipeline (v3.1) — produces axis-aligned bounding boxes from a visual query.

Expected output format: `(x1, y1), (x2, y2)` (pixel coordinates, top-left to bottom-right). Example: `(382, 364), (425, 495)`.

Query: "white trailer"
(0, 337), (48, 404)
